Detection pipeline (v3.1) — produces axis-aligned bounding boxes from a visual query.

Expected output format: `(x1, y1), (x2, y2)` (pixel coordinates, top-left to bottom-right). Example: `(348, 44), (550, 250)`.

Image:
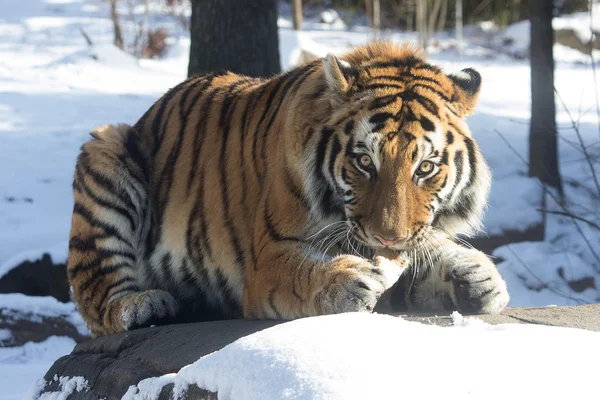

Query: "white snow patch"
(0, 328), (13, 343)
(0, 294), (89, 337)
(26, 374), (89, 400)
(495, 242), (599, 307)
(0, 337), (78, 400)
(0, 243), (68, 280)
(124, 313), (600, 400)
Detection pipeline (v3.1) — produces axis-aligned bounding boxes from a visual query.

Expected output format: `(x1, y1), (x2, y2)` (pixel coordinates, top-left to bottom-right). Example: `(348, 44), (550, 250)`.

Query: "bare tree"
(416, 0), (428, 49)
(456, 0), (463, 55)
(188, 0), (280, 78)
(427, 0), (442, 42)
(109, 0), (124, 50)
(528, 0), (562, 194)
(292, 0), (303, 31)
(372, 0), (381, 33)
(436, 0), (448, 32)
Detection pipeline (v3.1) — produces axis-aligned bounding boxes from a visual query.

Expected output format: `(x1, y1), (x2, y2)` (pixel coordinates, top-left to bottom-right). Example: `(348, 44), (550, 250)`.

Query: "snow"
(0, 243), (68, 280)
(0, 294), (89, 337)
(123, 312), (600, 400)
(0, 0), (599, 397)
(27, 375), (88, 400)
(0, 337), (78, 400)
(495, 8), (600, 62)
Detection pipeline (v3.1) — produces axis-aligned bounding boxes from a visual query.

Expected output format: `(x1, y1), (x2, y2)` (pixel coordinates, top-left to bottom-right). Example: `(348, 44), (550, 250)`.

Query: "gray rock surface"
(40, 305), (600, 399)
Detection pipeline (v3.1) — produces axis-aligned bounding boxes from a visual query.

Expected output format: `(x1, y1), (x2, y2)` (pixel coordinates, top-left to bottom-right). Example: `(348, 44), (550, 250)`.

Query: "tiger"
(67, 41), (509, 337)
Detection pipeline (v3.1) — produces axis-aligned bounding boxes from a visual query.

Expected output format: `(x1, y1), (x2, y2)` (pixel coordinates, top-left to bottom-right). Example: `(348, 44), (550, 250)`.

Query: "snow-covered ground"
(123, 312), (599, 400)
(0, 0), (599, 398)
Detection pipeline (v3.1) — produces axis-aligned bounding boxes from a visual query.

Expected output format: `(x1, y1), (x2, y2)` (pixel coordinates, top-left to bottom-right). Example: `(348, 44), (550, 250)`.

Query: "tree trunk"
(188, 0), (280, 78)
(437, 0), (448, 32)
(510, 0), (522, 24)
(365, 0), (373, 28)
(292, 0), (303, 31)
(372, 0), (381, 34)
(109, 0), (124, 51)
(528, 0), (562, 194)
(456, 0), (463, 55)
(417, 0), (427, 49)
(428, 0), (442, 41)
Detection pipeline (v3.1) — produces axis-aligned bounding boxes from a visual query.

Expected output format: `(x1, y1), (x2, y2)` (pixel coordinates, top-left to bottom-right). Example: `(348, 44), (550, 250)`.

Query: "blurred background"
(0, 0), (598, 397)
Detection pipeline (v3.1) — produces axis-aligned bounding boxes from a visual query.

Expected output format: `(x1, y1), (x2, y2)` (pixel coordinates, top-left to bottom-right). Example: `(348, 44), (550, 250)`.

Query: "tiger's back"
(69, 64), (327, 334)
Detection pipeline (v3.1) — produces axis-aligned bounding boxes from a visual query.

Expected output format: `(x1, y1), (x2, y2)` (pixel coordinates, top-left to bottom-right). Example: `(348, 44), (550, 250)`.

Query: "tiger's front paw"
(315, 255), (406, 314)
(120, 289), (179, 330)
(446, 257), (509, 314)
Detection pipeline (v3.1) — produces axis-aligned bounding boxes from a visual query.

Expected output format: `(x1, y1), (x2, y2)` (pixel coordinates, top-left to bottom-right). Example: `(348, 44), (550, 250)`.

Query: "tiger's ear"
(448, 68), (482, 117)
(323, 53), (358, 102)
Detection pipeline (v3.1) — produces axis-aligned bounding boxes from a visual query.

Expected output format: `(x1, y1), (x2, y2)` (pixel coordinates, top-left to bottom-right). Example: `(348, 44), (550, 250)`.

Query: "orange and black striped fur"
(68, 42), (508, 336)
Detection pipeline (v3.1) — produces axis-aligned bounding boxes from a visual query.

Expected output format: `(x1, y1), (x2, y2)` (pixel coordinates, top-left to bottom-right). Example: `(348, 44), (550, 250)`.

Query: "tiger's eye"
(359, 154), (372, 167)
(417, 161), (433, 175)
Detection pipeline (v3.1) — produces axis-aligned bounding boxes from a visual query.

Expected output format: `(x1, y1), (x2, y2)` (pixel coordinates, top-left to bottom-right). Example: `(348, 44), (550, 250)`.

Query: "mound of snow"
(495, 9), (600, 61)
(0, 294), (89, 337)
(124, 312), (599, 400)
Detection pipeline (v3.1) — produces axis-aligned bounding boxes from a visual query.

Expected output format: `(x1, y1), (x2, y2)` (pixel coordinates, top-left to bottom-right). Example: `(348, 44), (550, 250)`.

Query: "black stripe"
(369, 112), (393, 125)
(69, 257), (100, 278)
(283, 164), (310, 211)
(78, 262), (134, 294)
(343, 120), (354, 135)
(97, 276), (136, 318)
(315, 127), (334, 182)
(252, 78), (285, 179)
(411, 147), (418, 161)
(446, 131), (454, 145)
(150, 82), (188, 142)
(451, 150), (464, 195)
(76, 167), (136, 232)
(419, 116), (435, 132)
(268, 288), (282, 319)
(78, 156), (137, 214)
(98, 247), (136, 263)
(160, 253), (175, 287)
(263, 196), (304, 242)
(411, 83), (450, 101)
(72, 203), (134, 249)
(109, 284), (140, 298)
(370, 94), (400, 109)
(328, 134), (342, 185)
(69, 236), (101, 252)
(463, 136), (478, 188)
(186, 86), (220, 196)
(156, 80), (204, 220)
(219, 80), (249, 269)
(258, 63), (317, 179)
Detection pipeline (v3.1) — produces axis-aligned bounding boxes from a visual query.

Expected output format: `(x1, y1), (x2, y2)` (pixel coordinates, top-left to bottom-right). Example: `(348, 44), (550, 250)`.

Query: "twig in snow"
(589, 0), (600, 142)
(79, 27), (93, 46)
(503, 245), (589, 304)
(493, 129), (600, 273)
(554, 87), (600, 200)
(536, 209), (600, 231)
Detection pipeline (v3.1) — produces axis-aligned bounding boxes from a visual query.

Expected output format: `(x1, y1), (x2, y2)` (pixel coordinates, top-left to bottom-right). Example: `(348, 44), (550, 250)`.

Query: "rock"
(0, 307), (89, 347)
(555, 28), (600, 55)
(0, 253), (70, 302)
(38, 305), (599, 399)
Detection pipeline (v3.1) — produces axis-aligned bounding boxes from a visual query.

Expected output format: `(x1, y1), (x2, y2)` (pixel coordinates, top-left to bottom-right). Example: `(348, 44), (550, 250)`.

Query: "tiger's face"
(314, 43), (491, 251)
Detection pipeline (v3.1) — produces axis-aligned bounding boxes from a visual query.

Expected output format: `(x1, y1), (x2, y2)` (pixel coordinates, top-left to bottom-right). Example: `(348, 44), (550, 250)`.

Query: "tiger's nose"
(372, 234), (405, 247)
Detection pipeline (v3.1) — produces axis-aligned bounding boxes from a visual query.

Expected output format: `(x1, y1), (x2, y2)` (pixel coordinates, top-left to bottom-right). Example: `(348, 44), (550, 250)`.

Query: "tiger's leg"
(68, 124), (178, 336)
(244, 240), (407, 319)
(393, 238), (509, 314)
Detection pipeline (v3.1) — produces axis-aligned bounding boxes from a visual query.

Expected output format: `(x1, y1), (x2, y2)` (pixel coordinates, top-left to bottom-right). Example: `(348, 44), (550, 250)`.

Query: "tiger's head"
(304, 42), (491, 251)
